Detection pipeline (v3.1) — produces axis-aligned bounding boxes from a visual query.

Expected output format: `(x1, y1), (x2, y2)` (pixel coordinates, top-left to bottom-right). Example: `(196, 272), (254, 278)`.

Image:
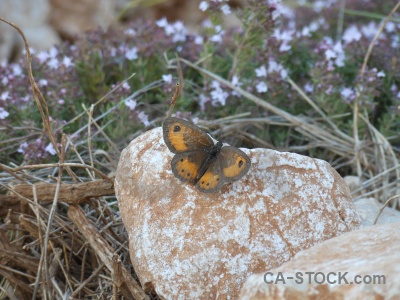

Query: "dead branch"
(1, 178), (115, 208)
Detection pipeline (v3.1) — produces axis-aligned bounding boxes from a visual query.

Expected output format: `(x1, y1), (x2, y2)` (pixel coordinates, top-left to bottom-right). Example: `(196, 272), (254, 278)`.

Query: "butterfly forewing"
(218, 146), (251, 182)
(171, 150), (208, 184)
(163, 118), (214, 154)
(196, 159), (226, 193)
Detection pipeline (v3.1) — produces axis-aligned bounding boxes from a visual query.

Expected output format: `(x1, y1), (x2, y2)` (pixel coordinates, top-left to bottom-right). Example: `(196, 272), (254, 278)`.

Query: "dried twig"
(166, 83), (181, 118)
(1, 179), (115, 207)
(373, 194), (400, 225)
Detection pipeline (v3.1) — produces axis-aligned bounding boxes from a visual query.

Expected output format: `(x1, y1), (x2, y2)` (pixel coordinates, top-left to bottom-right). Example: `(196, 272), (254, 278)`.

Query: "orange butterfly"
(162, 117), (251, 193)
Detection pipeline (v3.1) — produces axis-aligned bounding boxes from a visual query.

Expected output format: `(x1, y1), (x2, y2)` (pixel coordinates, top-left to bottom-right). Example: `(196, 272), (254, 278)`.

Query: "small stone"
(354, 197), (400, 226)
(343, 175), (362, 195)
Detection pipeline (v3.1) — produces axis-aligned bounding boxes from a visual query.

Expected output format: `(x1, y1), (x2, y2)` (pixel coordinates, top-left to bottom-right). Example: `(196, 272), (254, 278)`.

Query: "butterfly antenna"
(224, 129), (255, 149)
(239, 134), (255, 149)
(166, 83), (180, 119)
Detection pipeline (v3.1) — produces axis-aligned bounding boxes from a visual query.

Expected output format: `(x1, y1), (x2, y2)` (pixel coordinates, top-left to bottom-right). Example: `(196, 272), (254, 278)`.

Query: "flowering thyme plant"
(0, 0), (399, 172)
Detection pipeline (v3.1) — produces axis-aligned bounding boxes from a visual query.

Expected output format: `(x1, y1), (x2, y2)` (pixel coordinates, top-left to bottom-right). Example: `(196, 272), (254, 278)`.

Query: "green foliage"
(75, 52), (107, 103)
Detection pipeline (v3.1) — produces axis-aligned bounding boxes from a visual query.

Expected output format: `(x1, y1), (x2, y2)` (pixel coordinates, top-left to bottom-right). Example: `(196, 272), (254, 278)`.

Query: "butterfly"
(162, 117), (251, 193)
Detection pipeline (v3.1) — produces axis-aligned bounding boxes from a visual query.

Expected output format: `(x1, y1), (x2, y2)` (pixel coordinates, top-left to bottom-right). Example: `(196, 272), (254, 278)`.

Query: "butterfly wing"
(171, 150), (208, 184)
(218, 146), (251, 182)
(163, 117), (214, 154)
(195, 159), (226, 193)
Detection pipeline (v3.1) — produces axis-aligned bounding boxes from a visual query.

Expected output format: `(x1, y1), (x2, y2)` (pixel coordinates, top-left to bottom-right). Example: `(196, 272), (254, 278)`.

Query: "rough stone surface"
(354, 197), (400, 226)
(115, 127), (361, 300)
(240, 222), (400, 300)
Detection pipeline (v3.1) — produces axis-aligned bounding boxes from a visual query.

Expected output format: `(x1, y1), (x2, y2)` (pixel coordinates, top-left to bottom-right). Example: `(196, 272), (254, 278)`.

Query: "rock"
(354, 197), (400, 226)
(0, 0), (60, 62)
(49, 0), (116, 39)
(343, 175), (362, 195)
(115, 126), (361, 299)
(240, 222), (400, 300)
(0, 0), (117, 61)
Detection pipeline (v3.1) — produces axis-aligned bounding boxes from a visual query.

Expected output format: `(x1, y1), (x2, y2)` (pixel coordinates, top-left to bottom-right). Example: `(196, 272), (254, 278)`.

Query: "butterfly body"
(192, 140), (222, 185)
(163, 117), (251, 193)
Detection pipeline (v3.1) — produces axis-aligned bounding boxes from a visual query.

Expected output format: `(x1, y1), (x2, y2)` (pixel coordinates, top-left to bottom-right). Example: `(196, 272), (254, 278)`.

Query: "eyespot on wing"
(219, 146), (251, 181)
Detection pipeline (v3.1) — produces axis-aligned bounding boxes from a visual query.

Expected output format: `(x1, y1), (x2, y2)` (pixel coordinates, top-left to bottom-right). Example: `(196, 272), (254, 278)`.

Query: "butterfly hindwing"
(163, 117), (214, 154)
(171, 150), (208, 184)
(195, 159), (226, 193)
(218, 146), (251, 182)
